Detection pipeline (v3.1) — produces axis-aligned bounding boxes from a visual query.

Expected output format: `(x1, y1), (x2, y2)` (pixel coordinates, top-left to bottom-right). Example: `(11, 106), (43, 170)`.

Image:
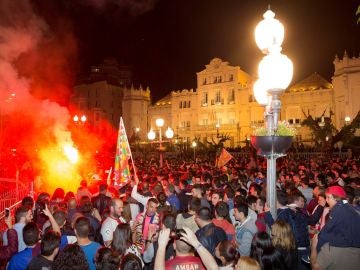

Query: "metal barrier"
(0, 175), (33, 232)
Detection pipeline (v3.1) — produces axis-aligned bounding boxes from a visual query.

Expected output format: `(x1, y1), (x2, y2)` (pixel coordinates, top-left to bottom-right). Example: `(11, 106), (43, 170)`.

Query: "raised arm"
(181, 227), (219, 270)
(154, 228), (170, 270)
(43, 204), (61, 234)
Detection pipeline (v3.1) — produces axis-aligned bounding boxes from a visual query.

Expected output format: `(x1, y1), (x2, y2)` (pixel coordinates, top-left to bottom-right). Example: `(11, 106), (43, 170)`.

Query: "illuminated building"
(73, 54), (360, 147)
(149, 54), (360, 147)
(72, 58), (151, 138)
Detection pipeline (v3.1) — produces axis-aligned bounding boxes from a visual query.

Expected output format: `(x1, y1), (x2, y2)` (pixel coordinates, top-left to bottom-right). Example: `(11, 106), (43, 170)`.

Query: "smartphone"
(5, 208), (10, 218)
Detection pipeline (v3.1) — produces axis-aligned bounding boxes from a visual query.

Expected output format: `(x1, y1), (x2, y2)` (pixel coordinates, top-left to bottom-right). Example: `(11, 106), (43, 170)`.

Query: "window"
(183, 101), (186, 108)
(215, 91), (221, 103)
(187, 101), (191, 108)
(179, 102), (182, 109)
(229, 74), (234, 81)
(218, 76), (222, 83)
(186, 121), (190, 127)
(249, 95), (253, 102)
(203, 119), (208, 125)
(228, 89), (235, 103)
(202, 92), (208, 105)
(203, 78), (207, 85)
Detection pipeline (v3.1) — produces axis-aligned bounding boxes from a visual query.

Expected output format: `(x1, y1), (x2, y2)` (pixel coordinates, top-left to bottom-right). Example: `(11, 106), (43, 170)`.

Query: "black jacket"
(195, 223), (227, 256)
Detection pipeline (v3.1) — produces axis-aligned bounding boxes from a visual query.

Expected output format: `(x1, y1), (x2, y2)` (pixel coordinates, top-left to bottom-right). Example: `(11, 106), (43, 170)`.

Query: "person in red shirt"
(154, 227), (218, 270)
(212, 201), (235, 241)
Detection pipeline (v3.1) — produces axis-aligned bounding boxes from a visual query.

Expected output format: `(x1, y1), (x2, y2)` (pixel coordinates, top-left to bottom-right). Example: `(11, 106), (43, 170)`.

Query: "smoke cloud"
(0, 0), (97, 193)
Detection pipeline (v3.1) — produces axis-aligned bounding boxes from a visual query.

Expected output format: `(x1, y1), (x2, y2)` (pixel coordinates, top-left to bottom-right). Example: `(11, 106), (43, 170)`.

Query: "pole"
(267, 154), (277, 219)
(266, 99), (277, 219)
(193, 147), (196, 161)
(159, 127), (163, 167)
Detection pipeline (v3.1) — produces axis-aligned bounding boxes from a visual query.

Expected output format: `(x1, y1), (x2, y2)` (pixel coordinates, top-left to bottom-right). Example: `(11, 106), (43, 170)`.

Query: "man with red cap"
(310, 185), (360, 270)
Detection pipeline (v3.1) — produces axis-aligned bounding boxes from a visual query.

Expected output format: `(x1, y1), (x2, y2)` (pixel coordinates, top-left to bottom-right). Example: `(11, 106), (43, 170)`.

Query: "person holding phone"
(0, 209), (18, 264)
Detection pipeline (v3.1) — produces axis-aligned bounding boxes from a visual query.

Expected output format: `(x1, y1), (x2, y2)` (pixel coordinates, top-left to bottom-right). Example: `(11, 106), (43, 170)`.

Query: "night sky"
(33, 0), (360, 102)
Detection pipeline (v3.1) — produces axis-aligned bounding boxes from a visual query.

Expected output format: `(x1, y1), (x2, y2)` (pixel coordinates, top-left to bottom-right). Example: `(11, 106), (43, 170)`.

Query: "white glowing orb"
(253, 79), (269, 106)
(63, 145), (79, 164)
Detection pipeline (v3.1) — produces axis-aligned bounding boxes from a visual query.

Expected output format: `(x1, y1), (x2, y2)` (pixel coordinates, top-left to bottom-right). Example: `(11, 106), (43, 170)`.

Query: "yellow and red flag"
(217, 148), (233, 168)
(114, 117), (132, 186)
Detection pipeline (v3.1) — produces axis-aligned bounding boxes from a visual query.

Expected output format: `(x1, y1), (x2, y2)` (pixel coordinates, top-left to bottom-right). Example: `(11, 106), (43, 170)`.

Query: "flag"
(217, 148), (233, 168)
(114, 117), (132, 186)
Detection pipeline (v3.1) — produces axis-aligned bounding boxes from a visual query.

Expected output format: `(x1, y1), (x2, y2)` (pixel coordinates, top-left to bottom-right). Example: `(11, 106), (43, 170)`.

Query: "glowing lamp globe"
(258, 52), (293, 93)
(155, 118), (164, 127)
(253, 79), (269, 106)
(147, 129), (156, 140)
(165, 127), (174, 139)
(255, 9), (284, 54)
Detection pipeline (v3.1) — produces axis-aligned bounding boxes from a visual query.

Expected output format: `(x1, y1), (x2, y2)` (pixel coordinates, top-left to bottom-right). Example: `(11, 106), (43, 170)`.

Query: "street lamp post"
(148, 119), (173, 168)
(216, 123), (220, 139)
(192, 141), (197, 161)
(345, 116), (351, 125)
(253, 8), (293, 219)
(73, 115), (87, 125)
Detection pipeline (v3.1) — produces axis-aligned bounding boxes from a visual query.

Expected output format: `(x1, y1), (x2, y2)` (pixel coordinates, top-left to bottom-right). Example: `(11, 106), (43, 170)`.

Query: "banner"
(217, 148), (233, 168)
(114, 117), (131, 186)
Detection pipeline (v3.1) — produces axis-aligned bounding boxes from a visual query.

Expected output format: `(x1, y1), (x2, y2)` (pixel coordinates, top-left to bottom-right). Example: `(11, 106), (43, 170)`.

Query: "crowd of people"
(0, 154), (359, 270)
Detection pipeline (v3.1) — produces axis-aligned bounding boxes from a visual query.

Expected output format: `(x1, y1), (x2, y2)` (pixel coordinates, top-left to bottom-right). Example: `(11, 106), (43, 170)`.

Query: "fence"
(0, 174), (33, 232)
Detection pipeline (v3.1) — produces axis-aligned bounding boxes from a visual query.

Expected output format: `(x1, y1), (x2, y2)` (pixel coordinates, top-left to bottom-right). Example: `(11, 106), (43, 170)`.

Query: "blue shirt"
(167, 194), (180, 210)
(80, 241), (102, 270)
(7, 247), (39, 270)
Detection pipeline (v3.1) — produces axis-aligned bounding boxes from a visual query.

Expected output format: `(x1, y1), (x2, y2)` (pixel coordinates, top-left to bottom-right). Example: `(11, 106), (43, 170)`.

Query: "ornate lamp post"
(252, 9), (293, 218)
(148, 118), (174, 167)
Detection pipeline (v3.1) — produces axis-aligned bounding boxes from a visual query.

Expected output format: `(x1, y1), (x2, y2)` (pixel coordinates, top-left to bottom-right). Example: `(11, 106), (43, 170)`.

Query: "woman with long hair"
(111, 223), (143, 266)
(250, 231), (288, 270)
(271, 220), (297, 269)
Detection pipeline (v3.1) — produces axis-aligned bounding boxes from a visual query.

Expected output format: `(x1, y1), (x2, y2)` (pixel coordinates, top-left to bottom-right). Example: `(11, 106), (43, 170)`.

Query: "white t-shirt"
(100, 216), (125, 243)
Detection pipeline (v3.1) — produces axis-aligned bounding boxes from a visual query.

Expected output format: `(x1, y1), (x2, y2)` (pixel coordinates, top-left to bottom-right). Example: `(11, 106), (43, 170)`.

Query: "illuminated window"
(228, 89), (235, 103)
(202, 92), (208, 105)
(215, 91), (221, 103)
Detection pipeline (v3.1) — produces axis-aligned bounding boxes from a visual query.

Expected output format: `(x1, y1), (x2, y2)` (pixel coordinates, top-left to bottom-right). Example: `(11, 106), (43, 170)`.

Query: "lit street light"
(345, 116), (351, 125)
(192, 141), (197, 161)
(148, 118), (173, 167)
(253, 8), (293, 219)
(73, 115), (87, 125)
(216, 123), (220, 139)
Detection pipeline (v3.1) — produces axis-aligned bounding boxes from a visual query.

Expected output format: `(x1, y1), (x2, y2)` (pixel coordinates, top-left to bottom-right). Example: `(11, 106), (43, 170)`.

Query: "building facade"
(148, 54), (360, 147)
(72, 59), (151, 137)
(332, 52), (360, 129)
(72, 54), (360, 147)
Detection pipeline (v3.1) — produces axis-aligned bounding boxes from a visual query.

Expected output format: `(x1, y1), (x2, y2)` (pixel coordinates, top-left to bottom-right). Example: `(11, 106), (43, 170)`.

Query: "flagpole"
(119, 117), (138, 181)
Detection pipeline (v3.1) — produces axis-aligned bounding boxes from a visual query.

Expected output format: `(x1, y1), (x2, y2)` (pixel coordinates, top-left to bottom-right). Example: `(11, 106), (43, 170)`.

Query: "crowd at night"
(1, 1), (360, 270)
(0, 153), (359, 270)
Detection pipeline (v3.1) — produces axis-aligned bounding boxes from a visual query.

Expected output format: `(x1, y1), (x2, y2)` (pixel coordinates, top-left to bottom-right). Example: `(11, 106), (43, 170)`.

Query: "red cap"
(326, 186), (346, 198)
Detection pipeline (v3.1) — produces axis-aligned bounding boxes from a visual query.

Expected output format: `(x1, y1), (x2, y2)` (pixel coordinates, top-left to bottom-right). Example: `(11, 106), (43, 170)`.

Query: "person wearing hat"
(310, 185), (360, 270)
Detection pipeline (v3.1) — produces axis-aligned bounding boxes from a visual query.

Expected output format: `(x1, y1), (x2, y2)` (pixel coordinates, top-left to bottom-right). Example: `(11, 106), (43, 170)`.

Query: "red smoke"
(0, 0), (116, 194)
